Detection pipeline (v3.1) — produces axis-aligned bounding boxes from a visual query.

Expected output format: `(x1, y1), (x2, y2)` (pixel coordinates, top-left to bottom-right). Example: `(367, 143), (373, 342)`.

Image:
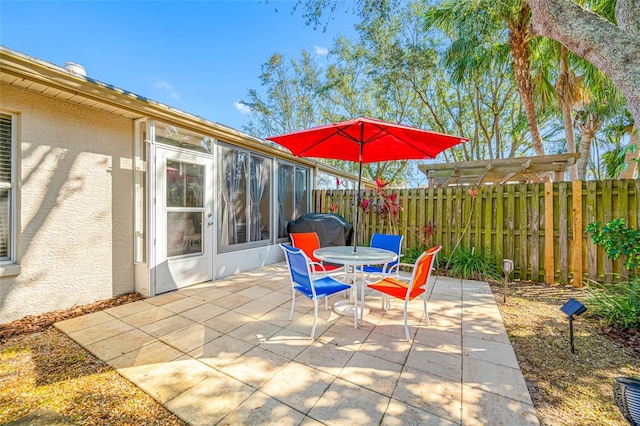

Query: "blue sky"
(1, 1), (357, 132)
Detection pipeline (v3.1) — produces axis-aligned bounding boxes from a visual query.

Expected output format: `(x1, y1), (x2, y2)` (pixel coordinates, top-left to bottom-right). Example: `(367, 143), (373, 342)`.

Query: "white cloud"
(234, 101), (252, 115)
(156, 80), (180, 99)
(314, 45), (329, 56)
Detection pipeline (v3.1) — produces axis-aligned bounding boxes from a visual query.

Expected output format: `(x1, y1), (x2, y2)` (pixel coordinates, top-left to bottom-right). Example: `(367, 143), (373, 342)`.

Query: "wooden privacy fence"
(312, 179), (640, 285)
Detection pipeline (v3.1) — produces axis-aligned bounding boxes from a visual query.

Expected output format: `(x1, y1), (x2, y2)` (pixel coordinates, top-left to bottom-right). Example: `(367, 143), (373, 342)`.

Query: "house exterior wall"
(0, 83), (134, 323)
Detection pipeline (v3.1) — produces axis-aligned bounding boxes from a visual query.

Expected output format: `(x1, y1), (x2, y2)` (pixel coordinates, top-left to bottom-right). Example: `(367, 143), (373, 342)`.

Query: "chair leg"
(403, 299), (410, 341)
(325, 296), (329, 310)
(423, 293), (430, 326)
(311, 298), (318, 339)
(289, 288), (296, 321)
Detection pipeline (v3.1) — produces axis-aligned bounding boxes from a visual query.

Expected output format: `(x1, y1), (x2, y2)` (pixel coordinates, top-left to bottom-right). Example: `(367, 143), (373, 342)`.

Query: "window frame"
(0, 111), (19, 275)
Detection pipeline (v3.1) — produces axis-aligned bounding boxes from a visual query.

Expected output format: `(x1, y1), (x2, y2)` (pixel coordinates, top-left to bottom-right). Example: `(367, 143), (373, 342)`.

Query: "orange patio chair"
(289, 232), (344, 274)
(367, 245), (442, 340)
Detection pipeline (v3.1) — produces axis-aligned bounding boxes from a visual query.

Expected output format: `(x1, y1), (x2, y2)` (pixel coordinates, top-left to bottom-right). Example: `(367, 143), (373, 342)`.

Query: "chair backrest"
(409, 245), (442, 292)
(280, 244), (314, 294)
(289, 232), (322, 263)
(370, 233), (403, 268)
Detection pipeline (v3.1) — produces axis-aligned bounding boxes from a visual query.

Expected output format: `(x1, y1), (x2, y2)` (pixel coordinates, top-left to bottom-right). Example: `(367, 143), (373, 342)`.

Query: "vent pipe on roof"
(64, 62), (86, 77)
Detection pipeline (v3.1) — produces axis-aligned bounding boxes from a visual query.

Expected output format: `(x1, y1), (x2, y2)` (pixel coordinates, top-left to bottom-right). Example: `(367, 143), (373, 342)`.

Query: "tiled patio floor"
(55, 263), (539, 425)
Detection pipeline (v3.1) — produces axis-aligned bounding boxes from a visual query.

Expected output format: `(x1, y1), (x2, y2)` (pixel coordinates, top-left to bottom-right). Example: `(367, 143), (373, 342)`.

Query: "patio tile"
(195, 287), (233, 302)
(285, 311), (335, 337)
(202, 311), (255, 334)
(119, 306), (175, 328)
(260, 328), (311, 359)
(220, 346), (290, 388)
(358, 330), (412, 365)
(260, 290), (292, 307)
(178, 302), (227, 323)
(144, 292), (187, 306)
(84, 328), (156, 361)
(217, 390), (306, 426)
(260, 361), (335, 414)
(463, 335), (519, 368)
(462, 385), (539, 425)
(227, 319), (282, 343)
(210, 292), (254, 310)
(307, 377), (390, 425)
(462, 357), (533, 405)
(160, 323), (221, 353)
(234, 299), (280, 318)
(117, 356), (217, 403)
(108, 340), (184, 369)
(318, 321), (371, 348)
(295, 340), (356, 376)
(405, 341), (462, 381)
(259, 305), (296, 328)
(139, 314), (195, 338)
(383, 398), (457, 425)
(393, 365), (462, 423)
(165, 370), (255, 426)
(65, 318), (133, 346)
(54, 310), (114, 334)
(188, 334), (255, 369)
(414, 327), (461, 350)
(236, 285), (275, 299)
(462, 314), (511, 344)
(161, 296), (207, 314)
(338, 351), (402, 397)
(104, 300), (155, 318)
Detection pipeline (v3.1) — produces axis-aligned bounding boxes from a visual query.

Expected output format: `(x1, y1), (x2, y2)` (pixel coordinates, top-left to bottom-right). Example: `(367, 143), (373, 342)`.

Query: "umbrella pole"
(353, 133), (364, 253)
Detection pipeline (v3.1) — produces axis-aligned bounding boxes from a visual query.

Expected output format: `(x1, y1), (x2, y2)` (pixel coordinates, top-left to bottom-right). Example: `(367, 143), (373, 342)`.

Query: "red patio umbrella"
(267, 117), (468, 251)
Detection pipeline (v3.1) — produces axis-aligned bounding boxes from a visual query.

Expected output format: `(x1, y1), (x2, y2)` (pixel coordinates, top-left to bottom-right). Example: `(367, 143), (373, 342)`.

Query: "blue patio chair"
(358, 233), (403, 278)
(280, 244), (352, 339)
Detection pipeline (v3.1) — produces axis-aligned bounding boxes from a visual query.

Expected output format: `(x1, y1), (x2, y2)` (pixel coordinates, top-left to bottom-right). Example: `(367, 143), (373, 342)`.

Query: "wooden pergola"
(419, 153), (580, 187)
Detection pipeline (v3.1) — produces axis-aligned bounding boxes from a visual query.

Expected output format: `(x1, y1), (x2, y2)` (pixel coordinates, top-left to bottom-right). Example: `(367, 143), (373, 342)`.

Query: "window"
(277, 162), (309, 239)
(218, 144), (272, 250)
(0, 113), (15, 262)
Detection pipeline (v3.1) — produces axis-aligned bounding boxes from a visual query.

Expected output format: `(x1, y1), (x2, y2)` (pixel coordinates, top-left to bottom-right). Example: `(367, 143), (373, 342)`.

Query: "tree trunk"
(509, 4), (545, 155)
(527, 0), (640, 142)
(576, 114), (602, 179)
(619, 124), (639, 179)
(556, 45), (578, 180)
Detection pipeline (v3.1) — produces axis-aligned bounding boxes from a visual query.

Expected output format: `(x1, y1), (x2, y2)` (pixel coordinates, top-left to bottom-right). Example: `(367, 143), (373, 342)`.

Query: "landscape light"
(502, 259), (514, 302)
(560, 298), (587, 353)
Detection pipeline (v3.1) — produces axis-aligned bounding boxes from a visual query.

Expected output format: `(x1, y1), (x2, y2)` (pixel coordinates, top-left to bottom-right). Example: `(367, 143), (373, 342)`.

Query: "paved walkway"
(55, 263), (539, 425)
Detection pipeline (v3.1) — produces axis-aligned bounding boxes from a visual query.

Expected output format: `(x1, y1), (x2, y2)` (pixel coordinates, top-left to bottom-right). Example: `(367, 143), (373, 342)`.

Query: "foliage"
(586, 219), (640, 270)
(585, 279), (640, 330)
(444, 248), (500, 281)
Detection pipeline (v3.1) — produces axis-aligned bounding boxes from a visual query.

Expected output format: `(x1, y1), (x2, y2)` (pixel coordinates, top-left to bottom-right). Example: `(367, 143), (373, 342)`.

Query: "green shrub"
(402, 245), (429, 265)
(445, 248), (500, 281)
(585, 278), (640, 330)
(586, 218), (640, 270)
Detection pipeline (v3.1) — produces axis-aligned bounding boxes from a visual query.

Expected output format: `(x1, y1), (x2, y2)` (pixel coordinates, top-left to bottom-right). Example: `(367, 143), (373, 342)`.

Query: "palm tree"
(425, 0), (546, 155)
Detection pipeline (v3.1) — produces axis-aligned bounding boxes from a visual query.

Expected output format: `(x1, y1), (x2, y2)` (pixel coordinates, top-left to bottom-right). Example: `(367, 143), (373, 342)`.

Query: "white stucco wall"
(0, 83), (134, 323)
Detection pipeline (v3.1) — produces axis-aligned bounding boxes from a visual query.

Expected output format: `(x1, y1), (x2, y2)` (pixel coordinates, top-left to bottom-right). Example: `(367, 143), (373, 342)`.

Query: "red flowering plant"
(374, 178), (403, 235)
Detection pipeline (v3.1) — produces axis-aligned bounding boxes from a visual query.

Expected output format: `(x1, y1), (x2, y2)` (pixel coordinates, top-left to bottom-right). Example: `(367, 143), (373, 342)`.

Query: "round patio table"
(314, 246), (397, 328)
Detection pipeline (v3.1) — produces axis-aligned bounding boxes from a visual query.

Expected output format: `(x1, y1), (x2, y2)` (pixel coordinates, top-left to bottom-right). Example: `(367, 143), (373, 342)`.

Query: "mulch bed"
(0, 293), (145, 343)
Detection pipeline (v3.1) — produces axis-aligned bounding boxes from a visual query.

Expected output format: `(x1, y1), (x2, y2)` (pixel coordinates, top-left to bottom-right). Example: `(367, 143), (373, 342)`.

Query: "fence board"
(558, 183), (569, 284)
(544, 181), (555, 283)
(586, 181), (597, 280)
(571, 181), (583, 286)
(530, 184), (540, 282)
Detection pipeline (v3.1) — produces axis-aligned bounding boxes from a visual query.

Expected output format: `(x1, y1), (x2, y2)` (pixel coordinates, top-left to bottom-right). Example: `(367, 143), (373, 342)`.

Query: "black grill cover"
(287, 213), (353, 247)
